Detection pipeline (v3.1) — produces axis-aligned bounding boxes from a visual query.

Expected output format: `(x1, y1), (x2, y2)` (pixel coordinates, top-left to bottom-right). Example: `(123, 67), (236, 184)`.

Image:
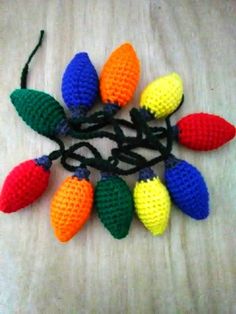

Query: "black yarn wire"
(68, 117), (153, 145)
(111, 130), (173, 174)
(47, 107), (177, 173)
(67, 92), (177, 150)
(66, 141), (102, 160)
(127, 96), (185, 159)
(61, 141), (104, 171)
(69, 110), (136, 133)
(60, 136), (166, 175)
(112, 149), (147, 166)
(129, 108), (170, 157)
(60, 140), (122, 173)
(62, 102), (179, 174)
(161, 94), (185, 157)
(68, 104), (119, 131)
(69, 110), (108, 128)
(168, 94), (184, 118)
(112, 139), (158, 152)
(60, 143), (166, 175)
(129, 108), (144, 142)
(67, 104), (175, 145)
(72, 111), (116, 133)
(47, 97), (179, 174)
(112, 113), (176, 171)
(164, 116), (174, 156)
(82, 147), (165, 175)
(68, 128), (119, 142)
(75, 115), (129, 134)
(48, 136), (65, 161)
(20, 30), (45, 89)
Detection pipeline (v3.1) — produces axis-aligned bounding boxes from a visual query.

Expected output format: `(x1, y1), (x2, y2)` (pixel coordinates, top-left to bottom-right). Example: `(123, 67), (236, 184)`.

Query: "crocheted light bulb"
(10, 89), (69, 137)
(140, 73), (183, 119)
(100, 43), (140, 107)
(175, 113), (235, 151)
(133, 168), (171, 235)
(95, 173), (133, 239)
(0, 156), (51, 213)
(164, 155), (209, 220)
(50, 167), (93, 242)
(61, 52), (99, 118)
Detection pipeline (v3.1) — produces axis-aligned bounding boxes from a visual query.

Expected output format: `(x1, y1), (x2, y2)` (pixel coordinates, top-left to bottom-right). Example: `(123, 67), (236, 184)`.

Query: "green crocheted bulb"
(95, 175), (134, 239)
(10, 89), (69, 137)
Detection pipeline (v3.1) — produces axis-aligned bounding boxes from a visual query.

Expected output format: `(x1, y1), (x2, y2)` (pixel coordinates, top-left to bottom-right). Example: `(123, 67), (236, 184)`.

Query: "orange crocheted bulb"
(100, 43), (140, 107)
(50, 176), (94, 242)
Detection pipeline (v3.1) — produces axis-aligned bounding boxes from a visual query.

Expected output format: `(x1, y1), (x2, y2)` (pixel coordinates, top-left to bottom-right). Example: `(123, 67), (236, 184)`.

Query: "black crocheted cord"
(20, 30), (45, 89)
(19, 30), (184, 175)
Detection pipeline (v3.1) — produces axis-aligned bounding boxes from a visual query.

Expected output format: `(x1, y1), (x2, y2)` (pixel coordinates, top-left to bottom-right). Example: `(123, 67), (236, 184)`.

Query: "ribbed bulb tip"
(35, 155), (52, 170)
(74, 167), (90, 180)
(164, 155), (181, 169)
(138, 167), (155, 181)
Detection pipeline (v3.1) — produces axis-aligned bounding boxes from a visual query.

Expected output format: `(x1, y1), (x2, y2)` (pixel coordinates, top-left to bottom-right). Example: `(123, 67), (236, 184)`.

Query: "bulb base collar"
(35, 155), (52, 170)
(139, 167), (155, 181)
(74, 167), (90, 180)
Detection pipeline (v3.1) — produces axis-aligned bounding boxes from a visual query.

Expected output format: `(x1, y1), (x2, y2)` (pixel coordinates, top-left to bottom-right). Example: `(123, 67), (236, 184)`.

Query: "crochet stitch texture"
(61, 52), (99, 111)
(176, 113), (236, 151)
(100, 43), (140, 107)
(134, 176), (171, 235)
(10, 89), (68, 137)
(0, 159), (50, 213)
(1, 30), (235, 242)
(140, 73), (183, 118)
(165, 157), (209, 219)
(50, 176), (94, 242)
(95, 175), (134, 239)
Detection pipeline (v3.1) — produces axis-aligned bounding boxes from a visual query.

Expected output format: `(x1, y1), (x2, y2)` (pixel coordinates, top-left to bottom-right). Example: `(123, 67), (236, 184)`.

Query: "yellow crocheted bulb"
(134, 177), (171, 235)
(140, 73), (183, 119)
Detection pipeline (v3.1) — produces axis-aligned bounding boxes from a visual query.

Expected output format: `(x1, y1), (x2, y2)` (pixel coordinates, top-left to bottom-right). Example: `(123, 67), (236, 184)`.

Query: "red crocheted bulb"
(176, 113), (235, 151)
(0, 159), (50, 213)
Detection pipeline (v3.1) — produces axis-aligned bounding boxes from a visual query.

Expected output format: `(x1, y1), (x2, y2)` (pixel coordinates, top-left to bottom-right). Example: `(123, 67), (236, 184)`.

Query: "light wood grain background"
(0, 1), (235, 313)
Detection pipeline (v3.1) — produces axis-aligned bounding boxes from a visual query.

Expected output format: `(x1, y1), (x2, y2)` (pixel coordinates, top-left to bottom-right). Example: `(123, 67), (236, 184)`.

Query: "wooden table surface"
(0, 1), (235, 313)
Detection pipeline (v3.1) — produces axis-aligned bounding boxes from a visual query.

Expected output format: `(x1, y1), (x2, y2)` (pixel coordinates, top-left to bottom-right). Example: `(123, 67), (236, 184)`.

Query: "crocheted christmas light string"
(0, 30), (235, 242)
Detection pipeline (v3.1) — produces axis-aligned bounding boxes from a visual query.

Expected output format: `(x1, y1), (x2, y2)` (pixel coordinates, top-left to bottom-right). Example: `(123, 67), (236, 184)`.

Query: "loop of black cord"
(48, 137), (65, 160)
(60, 111), (175, 175)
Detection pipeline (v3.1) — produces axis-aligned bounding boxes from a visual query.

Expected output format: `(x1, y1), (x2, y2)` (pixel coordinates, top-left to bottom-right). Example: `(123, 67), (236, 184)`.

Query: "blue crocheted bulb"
(164, 155), (209, 220)
(61, 52), (99, 117)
